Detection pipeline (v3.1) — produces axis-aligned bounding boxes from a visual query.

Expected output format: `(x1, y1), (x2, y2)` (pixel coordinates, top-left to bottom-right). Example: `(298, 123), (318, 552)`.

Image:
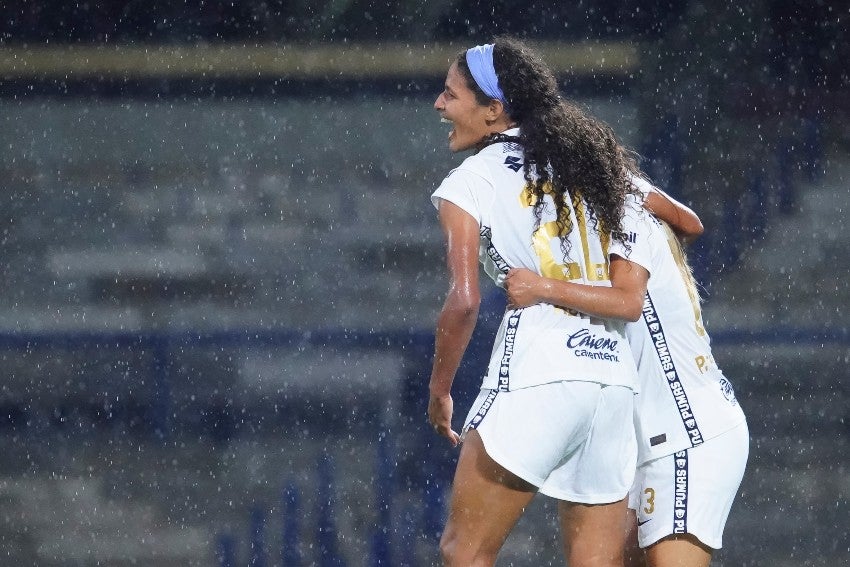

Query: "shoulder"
(626, 173), (657, 198)
(619, 195), (663, 251)
(442, 148), (510, 188)
(438, 159), (493, 197)
(432, 155), (494, 214)
(453, 153), (493, 180)
(622, 193), (653, 224)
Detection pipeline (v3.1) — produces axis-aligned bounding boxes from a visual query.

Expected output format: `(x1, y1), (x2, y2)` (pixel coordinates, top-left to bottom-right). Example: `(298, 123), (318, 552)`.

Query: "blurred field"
(0, 40), (847, 565)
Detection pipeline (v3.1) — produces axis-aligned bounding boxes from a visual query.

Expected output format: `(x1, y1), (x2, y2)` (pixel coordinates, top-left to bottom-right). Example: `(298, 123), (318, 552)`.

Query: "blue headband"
(465, 44), (507, 108)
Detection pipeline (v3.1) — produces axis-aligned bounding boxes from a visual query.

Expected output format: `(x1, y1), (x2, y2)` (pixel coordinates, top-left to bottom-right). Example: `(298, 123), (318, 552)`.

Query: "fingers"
(436, 425), (461, 447)
(430, 420), (461, 447)
(427, 394), (460, 447)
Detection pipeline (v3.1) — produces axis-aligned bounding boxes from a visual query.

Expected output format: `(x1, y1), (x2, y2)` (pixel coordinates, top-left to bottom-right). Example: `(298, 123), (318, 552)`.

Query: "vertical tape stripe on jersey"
(479, 224), (518, 392)
(672, 450), (689, 535)
(641, 292), (705, 447)
(480, 225), (511, 275)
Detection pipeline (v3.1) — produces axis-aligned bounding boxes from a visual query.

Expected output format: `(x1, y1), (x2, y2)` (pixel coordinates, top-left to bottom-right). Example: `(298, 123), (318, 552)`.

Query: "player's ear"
(485, 99), (505, 122)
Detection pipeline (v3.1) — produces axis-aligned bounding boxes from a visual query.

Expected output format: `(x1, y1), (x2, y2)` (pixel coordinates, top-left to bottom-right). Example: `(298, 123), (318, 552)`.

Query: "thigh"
(645, 534), (712, 567)
(441, 430), (537, 565)
(629, 486), (712, 567)
(558, 497), (628, 567)
(624, 508), (647, 567)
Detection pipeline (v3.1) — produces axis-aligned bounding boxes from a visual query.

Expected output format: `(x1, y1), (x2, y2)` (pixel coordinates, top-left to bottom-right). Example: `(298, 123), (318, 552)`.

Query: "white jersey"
(431, 130), (638, 392)
(610, 192), (747, 465)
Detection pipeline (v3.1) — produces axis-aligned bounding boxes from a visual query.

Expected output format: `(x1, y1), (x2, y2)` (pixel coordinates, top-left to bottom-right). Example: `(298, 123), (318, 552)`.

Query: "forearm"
(643, 190), (703, 242)
(429, 293), (480, 396)
(538, 279), (643, 322)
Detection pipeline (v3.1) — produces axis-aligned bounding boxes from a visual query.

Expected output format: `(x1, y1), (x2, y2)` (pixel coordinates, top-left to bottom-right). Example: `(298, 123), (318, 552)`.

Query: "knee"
(439, 530), (497, 567)
(569, 558), (621, 567)
(438, 531), (456, 565)
(568, 549), (624, 567)
(439, 530), (465, 566)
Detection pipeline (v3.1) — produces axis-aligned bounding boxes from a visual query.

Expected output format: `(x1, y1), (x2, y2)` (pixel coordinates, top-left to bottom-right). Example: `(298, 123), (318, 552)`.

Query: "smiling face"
(434, 61), (499, 152)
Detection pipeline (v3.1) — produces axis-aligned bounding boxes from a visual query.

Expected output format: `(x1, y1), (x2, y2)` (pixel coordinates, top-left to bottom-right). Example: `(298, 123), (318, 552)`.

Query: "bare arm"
(643, 189), (703, 242)
(428, 200), (481, 447)
(504, 256), (648, 322)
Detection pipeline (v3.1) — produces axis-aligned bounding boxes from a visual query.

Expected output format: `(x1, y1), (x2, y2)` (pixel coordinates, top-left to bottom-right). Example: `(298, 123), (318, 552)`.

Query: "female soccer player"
(504, 179), (749, 567)
(428, 37), (643, 566)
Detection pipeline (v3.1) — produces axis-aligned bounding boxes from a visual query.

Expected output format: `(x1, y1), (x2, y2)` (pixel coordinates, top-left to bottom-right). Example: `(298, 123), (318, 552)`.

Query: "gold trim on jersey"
(518, 182), (611, 285)
(573, 194), (610, 282)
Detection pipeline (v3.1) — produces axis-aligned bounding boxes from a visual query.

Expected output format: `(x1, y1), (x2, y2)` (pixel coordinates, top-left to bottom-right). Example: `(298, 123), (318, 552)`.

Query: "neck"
(474, 131), (522, 153)
(488, 118), (515, 133)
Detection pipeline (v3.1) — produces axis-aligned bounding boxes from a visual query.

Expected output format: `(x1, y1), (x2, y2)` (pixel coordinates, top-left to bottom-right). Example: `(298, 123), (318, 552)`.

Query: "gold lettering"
(643, 487), (656, 515)
(518, 182), (610, 285)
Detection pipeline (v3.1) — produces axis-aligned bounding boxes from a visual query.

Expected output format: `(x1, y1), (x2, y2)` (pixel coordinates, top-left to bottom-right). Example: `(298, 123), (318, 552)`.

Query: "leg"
(644, 534), (712, 567)
(558, 497), (627, 567)
(624, 507), (647, 567)
(440, 430), (536, 567)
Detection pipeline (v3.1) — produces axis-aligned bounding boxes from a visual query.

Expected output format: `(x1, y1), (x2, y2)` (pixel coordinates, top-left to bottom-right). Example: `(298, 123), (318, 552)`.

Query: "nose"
(434, 92), (444, 111)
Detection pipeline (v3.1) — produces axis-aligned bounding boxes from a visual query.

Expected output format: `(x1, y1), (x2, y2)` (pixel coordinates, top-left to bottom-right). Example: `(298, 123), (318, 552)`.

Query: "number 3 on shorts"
(643, 487), (656, 515)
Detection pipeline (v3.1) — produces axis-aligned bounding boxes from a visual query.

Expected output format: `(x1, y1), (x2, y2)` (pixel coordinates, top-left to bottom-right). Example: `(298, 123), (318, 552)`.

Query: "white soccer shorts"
(462, 381), (637, 504)
(628, 421), (749, 549)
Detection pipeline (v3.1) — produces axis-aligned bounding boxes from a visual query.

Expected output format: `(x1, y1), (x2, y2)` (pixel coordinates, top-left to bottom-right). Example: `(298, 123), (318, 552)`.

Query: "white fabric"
(610, 200), (747, 465)
(628, 421), (749, 549)
(431, 131), (638, 391)
(629, 174), (654, 203)
(463, 382), (637, 504)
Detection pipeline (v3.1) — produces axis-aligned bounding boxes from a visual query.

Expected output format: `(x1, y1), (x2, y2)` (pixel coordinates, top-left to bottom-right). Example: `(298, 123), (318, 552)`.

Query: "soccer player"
(428, 37), (643, 566)
(504, 179), (749, 567)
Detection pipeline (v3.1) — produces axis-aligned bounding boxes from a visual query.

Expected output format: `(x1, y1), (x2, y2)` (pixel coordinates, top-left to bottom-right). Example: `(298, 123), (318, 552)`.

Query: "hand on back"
(504, 268), (545, 309)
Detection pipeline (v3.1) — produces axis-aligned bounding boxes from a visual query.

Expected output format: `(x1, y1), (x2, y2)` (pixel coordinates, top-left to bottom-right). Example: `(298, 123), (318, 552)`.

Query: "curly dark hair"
(456, 37), (641, 257)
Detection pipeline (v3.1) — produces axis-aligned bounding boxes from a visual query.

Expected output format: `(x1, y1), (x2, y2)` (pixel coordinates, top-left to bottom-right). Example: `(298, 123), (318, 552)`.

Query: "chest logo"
(504, 156), (523, 172)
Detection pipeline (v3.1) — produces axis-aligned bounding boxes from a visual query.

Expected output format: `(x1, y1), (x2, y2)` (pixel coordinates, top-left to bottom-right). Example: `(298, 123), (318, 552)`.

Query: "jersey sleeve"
(628, 174), (657, 203)
(609, 195), (654, 275)
(431, 166), (490, 225)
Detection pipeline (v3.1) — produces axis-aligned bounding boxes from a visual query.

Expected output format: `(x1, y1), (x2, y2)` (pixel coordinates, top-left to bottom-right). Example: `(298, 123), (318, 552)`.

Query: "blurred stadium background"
(0, 1), (847, 565)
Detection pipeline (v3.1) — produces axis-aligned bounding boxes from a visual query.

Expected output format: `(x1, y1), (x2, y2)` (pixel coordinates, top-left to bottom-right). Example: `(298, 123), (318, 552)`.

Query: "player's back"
(433, 134), (637, 392)
(626, 215), (746, 464)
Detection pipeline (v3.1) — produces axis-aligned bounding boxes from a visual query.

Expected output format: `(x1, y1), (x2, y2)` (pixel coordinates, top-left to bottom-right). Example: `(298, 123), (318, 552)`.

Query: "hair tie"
(465, 44), (508, 109)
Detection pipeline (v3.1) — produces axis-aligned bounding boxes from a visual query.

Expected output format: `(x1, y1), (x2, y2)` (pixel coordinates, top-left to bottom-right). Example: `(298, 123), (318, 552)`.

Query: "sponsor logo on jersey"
(718, 377), (739, 406)
(566, 328), (620, 362)
(672, 450), (689, 534)
(643, 293), (705, 447)
(498, 313), (522, 391)
(626, 231), (638, 244)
